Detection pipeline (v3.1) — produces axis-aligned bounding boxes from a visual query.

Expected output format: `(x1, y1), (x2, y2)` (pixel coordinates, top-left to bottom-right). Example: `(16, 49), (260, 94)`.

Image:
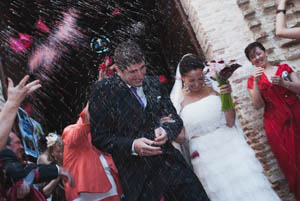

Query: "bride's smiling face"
(183, 68), (205, 92)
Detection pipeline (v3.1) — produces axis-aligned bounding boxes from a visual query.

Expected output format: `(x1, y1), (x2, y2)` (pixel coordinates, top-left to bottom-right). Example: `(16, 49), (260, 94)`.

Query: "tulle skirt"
(189, 126), (280, 201)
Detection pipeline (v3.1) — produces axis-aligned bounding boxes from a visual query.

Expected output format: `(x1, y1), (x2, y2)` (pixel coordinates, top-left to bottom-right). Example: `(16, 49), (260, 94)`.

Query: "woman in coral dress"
(245, 41), (300, 200)
(62, 106), (123, 201)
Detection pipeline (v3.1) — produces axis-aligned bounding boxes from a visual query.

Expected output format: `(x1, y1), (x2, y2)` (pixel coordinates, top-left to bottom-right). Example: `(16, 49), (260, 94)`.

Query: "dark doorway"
(0, 0), (204, 134)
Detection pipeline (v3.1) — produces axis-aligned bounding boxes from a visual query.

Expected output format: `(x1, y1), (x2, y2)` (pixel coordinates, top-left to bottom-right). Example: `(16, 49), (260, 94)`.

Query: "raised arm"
(249, 68), (265, 109)
(276, 0), (300, 39)
(0, 76), (41, 150)
(62, 106), (90, 148)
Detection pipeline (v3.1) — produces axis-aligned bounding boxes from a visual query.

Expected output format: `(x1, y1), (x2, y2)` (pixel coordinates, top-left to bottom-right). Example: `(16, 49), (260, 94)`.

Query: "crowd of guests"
(1, 0), (300, 200)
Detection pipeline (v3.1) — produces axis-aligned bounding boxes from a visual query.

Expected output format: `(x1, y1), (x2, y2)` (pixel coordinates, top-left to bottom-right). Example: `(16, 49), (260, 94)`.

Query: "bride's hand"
(219, 83), (232, 94)
(160, 114), (175, 124)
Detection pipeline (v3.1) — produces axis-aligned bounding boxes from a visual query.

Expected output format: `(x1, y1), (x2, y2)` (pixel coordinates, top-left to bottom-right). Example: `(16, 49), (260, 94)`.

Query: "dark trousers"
(164, 179), (210, 201)
(136, 174), (210, 201)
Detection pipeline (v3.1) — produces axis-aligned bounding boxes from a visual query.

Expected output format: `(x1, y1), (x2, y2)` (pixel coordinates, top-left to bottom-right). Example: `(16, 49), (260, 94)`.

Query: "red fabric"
(248, 64), (300, 200)
(7, 185), (46, 201)
(33, 170), (40, 182)
(62, 109), (122, 201)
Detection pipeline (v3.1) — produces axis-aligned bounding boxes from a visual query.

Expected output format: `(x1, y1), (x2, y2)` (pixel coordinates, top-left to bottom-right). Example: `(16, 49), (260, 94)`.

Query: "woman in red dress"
(245, 41), (300, 200)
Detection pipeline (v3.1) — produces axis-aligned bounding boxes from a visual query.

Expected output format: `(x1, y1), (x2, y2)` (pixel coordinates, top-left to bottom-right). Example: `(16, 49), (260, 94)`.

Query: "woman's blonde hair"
(46, 133), (63, 163)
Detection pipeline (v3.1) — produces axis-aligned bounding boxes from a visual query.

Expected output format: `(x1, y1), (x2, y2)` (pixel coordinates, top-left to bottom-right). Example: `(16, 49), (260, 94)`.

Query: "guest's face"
(7, 132), (24, 160)
(117, 61), (147, 87)
(52, 143), (63, 165)
(249, 47), (268, 68)
(183, 68), (205, 92)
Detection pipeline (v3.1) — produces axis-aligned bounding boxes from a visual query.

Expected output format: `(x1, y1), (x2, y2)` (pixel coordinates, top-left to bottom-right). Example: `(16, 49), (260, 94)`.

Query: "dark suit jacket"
(0, 149), (58, 185)
(89, 75), (190, 201)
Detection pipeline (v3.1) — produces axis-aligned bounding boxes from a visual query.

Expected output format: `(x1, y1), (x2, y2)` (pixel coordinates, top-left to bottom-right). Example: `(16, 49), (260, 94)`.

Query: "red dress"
(248, 64), (300, 200)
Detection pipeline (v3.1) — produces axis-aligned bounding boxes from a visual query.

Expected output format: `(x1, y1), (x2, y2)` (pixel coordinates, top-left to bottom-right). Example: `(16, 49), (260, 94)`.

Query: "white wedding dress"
(180, 95), (280, 201)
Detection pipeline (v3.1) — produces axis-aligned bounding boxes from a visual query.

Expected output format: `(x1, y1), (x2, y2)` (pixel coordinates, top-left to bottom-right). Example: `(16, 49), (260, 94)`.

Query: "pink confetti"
(36, 18), (50, 33)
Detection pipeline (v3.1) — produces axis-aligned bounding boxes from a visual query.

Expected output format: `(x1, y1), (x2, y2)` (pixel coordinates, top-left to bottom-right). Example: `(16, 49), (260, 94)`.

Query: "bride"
(170, 54), (281, 201)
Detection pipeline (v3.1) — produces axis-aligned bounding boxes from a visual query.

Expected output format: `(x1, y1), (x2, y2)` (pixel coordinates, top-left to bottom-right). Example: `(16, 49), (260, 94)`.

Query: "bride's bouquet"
(204, 59), (241, 111)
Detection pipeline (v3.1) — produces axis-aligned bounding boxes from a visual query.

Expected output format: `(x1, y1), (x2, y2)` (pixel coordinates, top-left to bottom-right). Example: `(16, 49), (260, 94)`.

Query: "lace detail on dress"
(180, 95), (226, 140)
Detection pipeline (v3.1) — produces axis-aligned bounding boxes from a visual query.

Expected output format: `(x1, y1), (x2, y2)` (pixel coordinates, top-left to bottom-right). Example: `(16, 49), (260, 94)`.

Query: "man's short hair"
(113, 40), (145, 71)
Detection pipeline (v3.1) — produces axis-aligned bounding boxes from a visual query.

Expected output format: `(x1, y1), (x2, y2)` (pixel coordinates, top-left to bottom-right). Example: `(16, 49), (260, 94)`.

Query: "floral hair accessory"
(46, 133), (59, 148)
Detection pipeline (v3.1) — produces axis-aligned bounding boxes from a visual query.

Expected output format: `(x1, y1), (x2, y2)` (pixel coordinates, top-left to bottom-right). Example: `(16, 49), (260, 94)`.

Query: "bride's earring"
(183, 82), (190, 94)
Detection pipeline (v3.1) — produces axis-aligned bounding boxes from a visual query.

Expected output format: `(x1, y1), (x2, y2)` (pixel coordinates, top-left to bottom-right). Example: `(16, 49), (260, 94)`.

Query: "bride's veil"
(170, 54), (220, 113)
(170, 54), (193, 114)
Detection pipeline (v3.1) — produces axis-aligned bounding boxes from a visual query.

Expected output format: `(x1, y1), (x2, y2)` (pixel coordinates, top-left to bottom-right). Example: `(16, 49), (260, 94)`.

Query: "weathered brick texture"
(180, 0), (300, 200)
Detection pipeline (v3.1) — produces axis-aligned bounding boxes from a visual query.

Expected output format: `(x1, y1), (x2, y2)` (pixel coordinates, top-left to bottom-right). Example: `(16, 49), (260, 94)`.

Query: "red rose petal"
(99, 63), (106, 72)
(36, 19), (50, 33)
(107, 69), (115, 77)
(159, 75), (167, 83)
(191, 150), (200, 159)
(104, 56), (113, 66)
(10, 38), (26, 52)
(112, 8), (121, 15)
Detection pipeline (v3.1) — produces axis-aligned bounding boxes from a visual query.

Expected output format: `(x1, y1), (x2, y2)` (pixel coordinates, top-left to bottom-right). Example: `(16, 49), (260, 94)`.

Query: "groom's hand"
(153, 127), (168, 146)
(134, 138), (163, 156)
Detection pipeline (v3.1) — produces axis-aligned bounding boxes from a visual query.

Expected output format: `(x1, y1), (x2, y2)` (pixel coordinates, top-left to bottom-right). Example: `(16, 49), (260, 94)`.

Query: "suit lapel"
(115, 76), (145, 118)
(142, 77), (160, 113)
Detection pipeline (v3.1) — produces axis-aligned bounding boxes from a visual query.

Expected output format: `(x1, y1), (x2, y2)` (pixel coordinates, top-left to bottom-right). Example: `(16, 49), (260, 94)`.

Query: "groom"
(89, 40), (209, 201)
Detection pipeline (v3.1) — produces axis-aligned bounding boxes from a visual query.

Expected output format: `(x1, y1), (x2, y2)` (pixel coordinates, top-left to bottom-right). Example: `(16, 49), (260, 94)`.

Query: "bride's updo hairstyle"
(179, 54), (205, 77)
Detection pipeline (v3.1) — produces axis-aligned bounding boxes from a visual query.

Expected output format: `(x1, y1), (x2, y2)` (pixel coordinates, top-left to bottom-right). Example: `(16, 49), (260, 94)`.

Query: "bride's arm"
(174, 127), (185, 144)
(224, 109), (235, 128)
(160, 115), (185, 144)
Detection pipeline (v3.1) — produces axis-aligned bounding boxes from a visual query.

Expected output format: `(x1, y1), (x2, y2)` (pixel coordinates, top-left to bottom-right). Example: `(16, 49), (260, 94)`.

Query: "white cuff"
(131, 140), (138, 155)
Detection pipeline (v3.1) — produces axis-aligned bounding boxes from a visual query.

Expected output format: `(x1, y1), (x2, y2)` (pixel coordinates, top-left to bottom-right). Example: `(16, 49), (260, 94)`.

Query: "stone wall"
(180, 0), (300, 200)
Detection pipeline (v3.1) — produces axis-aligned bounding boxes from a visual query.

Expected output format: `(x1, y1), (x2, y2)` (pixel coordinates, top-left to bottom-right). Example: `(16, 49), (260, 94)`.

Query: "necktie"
(130, 87), (145, 108)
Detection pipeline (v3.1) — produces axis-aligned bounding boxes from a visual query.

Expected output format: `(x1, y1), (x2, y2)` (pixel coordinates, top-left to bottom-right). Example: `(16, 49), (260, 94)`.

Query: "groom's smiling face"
(116, 61), (147, 87)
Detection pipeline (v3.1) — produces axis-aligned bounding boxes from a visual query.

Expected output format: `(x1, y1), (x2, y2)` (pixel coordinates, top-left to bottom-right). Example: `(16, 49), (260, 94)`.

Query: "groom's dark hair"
(179, 54), (205, 77)
(114, 40), (145, 71)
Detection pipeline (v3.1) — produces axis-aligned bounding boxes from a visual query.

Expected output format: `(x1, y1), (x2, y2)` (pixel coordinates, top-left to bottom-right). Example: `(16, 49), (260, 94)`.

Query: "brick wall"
(180, 0), (300, 200)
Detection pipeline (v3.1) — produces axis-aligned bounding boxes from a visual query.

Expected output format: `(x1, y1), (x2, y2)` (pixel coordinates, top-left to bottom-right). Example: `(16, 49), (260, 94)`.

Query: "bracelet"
(276, 9), (286, 14)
